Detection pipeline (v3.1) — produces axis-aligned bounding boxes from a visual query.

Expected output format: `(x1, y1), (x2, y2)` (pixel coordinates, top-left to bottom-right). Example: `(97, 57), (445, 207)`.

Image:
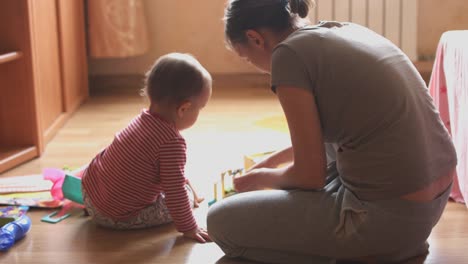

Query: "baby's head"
(144, 53), (212, 130)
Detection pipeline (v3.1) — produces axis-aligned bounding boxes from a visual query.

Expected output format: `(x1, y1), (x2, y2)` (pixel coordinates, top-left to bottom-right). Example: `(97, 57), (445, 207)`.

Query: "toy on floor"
(0, 174), (52, 194)
(208, 151), (277, 206)
(0, 192), (62, 208)
(0, 215), (31, 251)
(42, 167), (86, 223)
(61, 174), (84, 204)
(243, 151), (275, 170)
(0, 206), (29, 227)
(0, 174), (61, 208)
(208, 168), (243, 206)
(44, 167), (84, 203)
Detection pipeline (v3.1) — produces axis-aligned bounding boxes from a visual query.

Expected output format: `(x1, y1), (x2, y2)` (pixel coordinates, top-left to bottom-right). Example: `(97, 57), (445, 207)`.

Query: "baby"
(82, 53), (212, 243)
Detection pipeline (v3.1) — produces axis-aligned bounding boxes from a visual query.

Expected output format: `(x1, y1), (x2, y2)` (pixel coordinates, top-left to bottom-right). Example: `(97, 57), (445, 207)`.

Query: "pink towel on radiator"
(428, 31), (468, 206)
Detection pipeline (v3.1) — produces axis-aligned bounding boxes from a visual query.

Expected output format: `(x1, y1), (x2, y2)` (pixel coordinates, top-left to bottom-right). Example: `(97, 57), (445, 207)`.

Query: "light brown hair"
(143, 53), (212, 105)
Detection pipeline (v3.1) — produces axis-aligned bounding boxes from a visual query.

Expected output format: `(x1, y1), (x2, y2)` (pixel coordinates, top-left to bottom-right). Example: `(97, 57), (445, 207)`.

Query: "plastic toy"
(0, 206), (29, 227)
(208, 151), (277, 206)
(44, 167), (85, 203)
(61, 174), (84, 204)
(0, 215), (31, 251)
(42, 168), (85, 224)
(243, 150), (275, 170)
(41, 210), (72, 224)
(208, 168), (243, 206)
(43, 168), (67, 201)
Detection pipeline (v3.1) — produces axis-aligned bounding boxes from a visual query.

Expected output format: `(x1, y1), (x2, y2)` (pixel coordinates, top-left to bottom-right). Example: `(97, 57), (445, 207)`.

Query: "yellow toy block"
(208, 150), (276, 206)
(209, 168), (242, 206)
(243, 150), (275, 170)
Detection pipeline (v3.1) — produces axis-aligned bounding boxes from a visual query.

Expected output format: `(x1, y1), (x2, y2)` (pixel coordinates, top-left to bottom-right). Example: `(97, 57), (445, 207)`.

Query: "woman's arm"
(234, 86), (327, 192)
(248, 146), (293, 170)
(274, 86), (326, 190)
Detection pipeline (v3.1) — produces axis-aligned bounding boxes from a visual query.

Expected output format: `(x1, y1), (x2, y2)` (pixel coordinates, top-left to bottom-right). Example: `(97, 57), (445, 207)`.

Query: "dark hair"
(143, 53), (212, 105)
(224, 0), (314, 45)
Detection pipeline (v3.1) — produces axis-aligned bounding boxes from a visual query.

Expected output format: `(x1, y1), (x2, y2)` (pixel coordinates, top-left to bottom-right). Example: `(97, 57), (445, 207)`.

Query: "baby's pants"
(83, 185), (195, 230)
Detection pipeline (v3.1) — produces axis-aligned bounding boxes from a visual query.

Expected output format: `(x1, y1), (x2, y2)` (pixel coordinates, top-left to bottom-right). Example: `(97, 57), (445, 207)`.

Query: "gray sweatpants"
(207, 145), (451, 263)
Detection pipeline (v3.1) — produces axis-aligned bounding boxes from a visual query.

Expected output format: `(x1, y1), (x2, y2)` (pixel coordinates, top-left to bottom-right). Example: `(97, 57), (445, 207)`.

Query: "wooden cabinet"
(0, 0), (88, 173)
(57, 0), (89, 114)
(29, 0), (65, 144)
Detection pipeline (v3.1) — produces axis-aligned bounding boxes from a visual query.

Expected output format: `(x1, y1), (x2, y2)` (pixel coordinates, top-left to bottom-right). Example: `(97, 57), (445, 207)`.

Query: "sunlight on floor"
(183, 124), (291, 201)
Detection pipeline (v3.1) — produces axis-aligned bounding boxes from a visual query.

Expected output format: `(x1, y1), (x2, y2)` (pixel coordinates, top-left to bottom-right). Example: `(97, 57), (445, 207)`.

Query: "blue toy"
(0, 215), (31, 251)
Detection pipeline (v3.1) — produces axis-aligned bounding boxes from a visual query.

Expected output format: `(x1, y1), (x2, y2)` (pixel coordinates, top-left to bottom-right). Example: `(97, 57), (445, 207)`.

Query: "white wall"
(89, 0), (468, 75)
(88, 0), (257, 75)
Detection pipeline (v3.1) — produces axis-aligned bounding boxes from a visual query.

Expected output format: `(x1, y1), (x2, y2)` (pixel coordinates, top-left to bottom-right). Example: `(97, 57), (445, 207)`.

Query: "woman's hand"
(248, 147), (293, 171)
(234, 168), (282, 192)
(183, 227), (211, 243)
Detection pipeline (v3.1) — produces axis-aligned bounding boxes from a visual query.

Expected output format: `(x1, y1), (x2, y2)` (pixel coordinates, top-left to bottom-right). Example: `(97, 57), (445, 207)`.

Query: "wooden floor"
(1, 76), (467, 264)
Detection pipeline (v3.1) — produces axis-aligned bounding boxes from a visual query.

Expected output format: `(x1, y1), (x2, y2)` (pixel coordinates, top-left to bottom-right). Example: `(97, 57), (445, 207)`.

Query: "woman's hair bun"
(289, 0), (313, 18)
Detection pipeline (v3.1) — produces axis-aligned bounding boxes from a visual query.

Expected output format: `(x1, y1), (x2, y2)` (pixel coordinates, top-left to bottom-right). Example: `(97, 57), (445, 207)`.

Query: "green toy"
(62, 174), (84, 205)
(41, 174), (84, 224)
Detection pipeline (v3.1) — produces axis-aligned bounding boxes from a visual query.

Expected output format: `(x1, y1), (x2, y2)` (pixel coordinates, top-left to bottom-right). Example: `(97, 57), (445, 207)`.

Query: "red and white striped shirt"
(82, 110), (197, 232)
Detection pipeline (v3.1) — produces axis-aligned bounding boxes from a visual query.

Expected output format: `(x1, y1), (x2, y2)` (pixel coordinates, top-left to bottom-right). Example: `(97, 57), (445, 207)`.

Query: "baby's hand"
(183, 227), (211, 243)
(193, 196), (205, 208)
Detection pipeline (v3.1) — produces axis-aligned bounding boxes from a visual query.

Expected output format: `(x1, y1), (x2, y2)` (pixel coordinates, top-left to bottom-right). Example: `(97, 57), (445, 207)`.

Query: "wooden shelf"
(0, 51), (23, 65)
(0, 1), (88, 173)
(0, 146), (38, 174)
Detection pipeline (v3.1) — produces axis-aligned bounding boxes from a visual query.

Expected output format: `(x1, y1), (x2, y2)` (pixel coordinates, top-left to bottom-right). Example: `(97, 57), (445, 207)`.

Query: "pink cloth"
(428, 31), (468, 206)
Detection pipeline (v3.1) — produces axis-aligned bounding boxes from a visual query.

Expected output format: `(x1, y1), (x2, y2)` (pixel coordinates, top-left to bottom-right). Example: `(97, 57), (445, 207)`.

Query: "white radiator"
(309, 0), (418, 61)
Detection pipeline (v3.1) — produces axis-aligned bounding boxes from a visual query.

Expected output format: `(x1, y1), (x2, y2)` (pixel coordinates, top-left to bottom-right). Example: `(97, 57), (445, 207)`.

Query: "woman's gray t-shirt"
(271, 22), (457, 200)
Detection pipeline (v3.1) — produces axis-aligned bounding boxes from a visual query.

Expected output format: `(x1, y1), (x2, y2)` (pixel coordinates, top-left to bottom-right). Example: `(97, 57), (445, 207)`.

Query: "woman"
(207, 0), (457, 263)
